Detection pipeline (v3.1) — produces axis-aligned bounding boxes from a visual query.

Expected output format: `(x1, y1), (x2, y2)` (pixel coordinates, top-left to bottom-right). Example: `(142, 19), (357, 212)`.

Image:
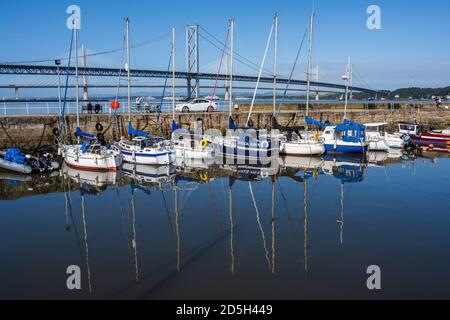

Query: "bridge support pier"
(15, 87), (19, 100)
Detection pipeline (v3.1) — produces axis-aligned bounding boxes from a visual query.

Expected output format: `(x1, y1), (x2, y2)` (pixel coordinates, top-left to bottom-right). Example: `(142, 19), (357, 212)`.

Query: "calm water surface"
(1, 152), (450, 299)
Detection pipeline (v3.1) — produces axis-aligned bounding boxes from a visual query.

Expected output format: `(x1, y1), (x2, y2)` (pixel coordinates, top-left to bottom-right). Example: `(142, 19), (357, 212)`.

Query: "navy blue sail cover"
(75, 128), (96, 139)
(128, 122), (149, 138)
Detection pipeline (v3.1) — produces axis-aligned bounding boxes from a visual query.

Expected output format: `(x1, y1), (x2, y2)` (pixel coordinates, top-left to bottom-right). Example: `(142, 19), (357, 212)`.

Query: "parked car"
(175, 98), (219, 113)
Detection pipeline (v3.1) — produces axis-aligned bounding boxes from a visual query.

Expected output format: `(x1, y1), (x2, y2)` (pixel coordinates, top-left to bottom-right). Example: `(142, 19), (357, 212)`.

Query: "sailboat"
(306, 58), (368, 154)
(60, 19), (122, 172)
(117, 19), (174, 165)
(215, 18), (278, 160)
(275, 13), (324, 156)
(170, 27), (215, 160)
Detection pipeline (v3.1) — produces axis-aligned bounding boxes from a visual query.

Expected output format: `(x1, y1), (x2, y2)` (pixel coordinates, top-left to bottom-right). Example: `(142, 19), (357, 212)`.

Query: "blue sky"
(0, 0), (449, 95)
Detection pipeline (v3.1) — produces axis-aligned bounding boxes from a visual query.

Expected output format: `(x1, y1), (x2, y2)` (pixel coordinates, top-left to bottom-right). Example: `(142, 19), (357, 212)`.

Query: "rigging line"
(198, 33), (272, 76)
(276, 180), (297, 230)
(276, 27), (309, 117)
(160, 190), (176, 238)
(0, 33), (171, 65)
(64, 180), (84, 261)
(248, 182), (272, 272)
(59, 28), (75, 140)
(199, 26), (262, 70)
(200, 24), (288, 77)
(247, 23), (274, 126)
(207, 27), (230, 113)
(159, 46), (173, 123)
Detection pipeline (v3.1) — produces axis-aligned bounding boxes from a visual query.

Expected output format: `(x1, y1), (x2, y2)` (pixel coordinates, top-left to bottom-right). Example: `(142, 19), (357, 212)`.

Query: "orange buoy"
(111, 100), (120, 110)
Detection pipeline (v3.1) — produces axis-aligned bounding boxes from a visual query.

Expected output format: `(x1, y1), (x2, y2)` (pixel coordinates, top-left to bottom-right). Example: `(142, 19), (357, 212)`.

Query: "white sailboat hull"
(64, 146), (123, 172)
(367, 139), (389, 152)
(173, 145), (215, 159)
(122, 152), (175, 165)
(280, 140), (325, 156)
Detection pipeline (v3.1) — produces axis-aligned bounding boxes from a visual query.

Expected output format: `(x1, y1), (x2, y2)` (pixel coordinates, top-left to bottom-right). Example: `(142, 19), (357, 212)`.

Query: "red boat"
(398, 122), (450, 149)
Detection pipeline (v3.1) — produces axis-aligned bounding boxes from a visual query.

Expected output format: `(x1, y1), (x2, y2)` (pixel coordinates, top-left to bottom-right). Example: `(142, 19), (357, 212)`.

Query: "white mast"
(247, 23), (274, 127)
(126, 18), (131, 123)
(305, 13), (315, 117)
(343, 56), (350, 120)
(273, 13), (278, 115)
(229, 19), (234, 117)
(74, 18), (80, 143)
(172, 27), (176, 121)
(315, 65), (320, 101)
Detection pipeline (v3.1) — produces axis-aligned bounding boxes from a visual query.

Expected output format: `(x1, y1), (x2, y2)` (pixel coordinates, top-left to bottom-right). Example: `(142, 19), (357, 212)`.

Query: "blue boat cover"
(333, 165), (365, 184)
(75, 128), (96, 139)
(128, 122), (149, 138)
(4, 148), (27, 164)
(172, 120), (178, 132)
(305, 116), (334, 127)
(81, 141), (89, 154)
(229, 117), (262, 131)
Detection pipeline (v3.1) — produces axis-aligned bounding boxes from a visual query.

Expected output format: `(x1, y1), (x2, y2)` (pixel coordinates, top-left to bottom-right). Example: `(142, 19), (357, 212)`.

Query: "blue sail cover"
(128, 122), (149, 138)
(305, 117), (334, 127)
(172, 120), (178, 132)
(75, 128), (96, 139)
(229, 117), (262, 131)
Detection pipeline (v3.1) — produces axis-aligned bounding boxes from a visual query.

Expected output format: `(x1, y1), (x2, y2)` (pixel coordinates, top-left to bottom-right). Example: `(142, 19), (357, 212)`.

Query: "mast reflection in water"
(1, 152), (450, 299)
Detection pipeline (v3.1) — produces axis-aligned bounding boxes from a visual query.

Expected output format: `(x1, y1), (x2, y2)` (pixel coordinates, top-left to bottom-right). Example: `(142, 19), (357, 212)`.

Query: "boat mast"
(172, 27), (176, 121)
(126, 18), (131, 123)
(247, 23), (274, 127)
(229, 19), (234, 118)
(343, 56), (350, 120)
(74, 18), (80, 143)
(273, 13), (279, 115)
(306, 13), (315, 117)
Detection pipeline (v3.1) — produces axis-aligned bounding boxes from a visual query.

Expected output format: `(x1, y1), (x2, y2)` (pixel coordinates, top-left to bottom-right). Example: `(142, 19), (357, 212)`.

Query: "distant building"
(395, 95), (400, 99)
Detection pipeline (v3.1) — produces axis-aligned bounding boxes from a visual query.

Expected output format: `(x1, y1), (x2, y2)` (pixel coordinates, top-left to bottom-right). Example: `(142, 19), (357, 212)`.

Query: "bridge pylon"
(186, 24), (200, 100)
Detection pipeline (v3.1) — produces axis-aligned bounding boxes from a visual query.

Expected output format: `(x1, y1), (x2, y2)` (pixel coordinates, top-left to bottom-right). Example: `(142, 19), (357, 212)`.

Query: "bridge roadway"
(0, 64), (384, 96)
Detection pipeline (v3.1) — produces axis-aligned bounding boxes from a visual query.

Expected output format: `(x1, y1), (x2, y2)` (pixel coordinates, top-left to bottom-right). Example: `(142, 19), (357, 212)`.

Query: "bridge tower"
(185, 24), (200, 99)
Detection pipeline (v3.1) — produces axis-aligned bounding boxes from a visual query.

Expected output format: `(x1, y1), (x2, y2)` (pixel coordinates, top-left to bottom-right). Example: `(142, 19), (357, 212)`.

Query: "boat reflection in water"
(321, 153), (367, 244)
(62, 162), (119, 196)
(4, 150), (450, 299)
(122, 163), (176, 187)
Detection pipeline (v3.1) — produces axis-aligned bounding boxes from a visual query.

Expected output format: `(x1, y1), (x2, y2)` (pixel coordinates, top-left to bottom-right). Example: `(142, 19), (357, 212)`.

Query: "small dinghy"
(0, 148), (59, 174)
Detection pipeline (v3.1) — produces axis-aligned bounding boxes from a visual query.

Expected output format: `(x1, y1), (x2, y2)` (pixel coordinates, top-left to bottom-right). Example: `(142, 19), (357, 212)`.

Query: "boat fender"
(314, 132), (320, 142)
(52, 128), (60, 137)
(95, 123), (104, 132)
(200, 140), (209, 148)
(429, 144), (434, 150)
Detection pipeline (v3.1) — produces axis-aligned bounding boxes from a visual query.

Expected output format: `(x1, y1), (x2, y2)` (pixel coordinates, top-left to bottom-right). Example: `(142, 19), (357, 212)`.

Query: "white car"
(175, 99), (219, 113)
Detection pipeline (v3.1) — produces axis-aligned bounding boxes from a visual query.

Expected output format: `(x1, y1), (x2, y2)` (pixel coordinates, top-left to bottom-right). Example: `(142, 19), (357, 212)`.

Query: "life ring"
(200, 140), (209, 148)
(95, 123), (104, 132)
(52, 128), (60, 137)
(260, 141), (269, 149)
(199, 172), (209, 181)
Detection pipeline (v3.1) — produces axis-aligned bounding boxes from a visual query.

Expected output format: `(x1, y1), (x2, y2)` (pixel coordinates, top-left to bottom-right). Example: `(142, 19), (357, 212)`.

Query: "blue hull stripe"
(324, 144), (368, 154)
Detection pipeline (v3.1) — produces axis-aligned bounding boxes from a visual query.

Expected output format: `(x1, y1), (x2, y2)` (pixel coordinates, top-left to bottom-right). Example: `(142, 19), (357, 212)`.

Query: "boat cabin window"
(366, 126), (384, 133)
(399, 124), (420, 134)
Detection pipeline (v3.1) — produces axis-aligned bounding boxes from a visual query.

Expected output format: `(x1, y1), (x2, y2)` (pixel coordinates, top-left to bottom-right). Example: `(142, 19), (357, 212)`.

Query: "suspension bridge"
(0, 24), (386, 107)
